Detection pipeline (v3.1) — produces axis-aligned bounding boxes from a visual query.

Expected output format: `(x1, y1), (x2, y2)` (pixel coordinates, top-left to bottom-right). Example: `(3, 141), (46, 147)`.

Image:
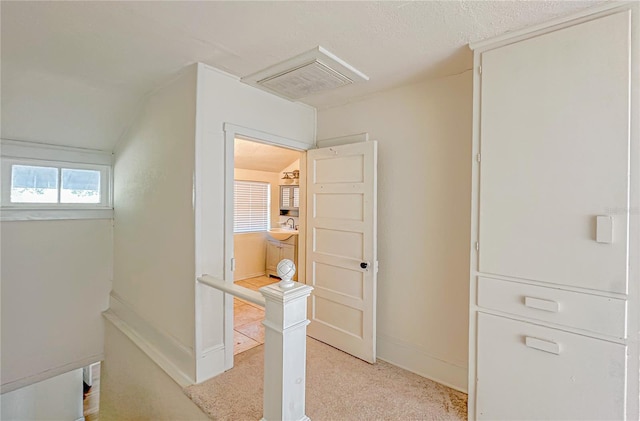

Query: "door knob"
(360, 262), (368, 269)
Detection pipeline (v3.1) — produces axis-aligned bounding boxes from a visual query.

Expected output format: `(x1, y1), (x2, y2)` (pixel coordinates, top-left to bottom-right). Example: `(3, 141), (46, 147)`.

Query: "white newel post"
(260, 259), (313, 421)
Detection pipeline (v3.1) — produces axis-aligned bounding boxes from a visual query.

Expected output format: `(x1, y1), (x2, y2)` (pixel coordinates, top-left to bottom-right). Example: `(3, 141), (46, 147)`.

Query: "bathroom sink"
(267, 228), (299, 241)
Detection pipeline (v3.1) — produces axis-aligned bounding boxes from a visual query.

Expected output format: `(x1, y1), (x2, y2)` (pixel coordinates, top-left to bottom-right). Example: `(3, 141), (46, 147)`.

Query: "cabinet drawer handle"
(524, 296), (559, 313)
(525, 336), (560, 355)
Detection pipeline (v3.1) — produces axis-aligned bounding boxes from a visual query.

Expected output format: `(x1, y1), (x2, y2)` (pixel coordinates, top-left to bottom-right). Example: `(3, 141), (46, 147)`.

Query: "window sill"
(1, 208), (114, 221)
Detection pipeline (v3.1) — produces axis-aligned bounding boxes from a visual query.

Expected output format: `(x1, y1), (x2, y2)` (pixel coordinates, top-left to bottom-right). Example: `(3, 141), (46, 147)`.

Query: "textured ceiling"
(1, 1), (603, 151)
(235, 138), (301, 173)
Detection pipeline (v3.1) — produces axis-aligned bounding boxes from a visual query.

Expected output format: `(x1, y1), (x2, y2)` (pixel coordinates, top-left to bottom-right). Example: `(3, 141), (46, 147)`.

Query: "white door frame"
(222, 123), (312, 369)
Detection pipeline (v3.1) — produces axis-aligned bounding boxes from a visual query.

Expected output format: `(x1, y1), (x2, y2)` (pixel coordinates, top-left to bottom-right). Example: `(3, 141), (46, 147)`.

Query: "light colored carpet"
(185, 337), (467, 421)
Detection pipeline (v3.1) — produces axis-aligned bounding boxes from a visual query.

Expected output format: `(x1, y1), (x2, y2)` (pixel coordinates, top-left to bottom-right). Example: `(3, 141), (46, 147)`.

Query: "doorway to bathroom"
(231, 136), (305, 355)
(223, 125), (378, 368)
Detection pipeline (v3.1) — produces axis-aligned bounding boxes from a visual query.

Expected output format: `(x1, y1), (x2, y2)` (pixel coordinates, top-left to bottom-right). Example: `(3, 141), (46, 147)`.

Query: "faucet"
(285, 218), (295, 230)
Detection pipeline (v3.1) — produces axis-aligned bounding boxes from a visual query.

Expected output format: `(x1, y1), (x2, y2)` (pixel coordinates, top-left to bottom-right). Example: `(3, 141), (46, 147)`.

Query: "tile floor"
(234, 275), (279, 355)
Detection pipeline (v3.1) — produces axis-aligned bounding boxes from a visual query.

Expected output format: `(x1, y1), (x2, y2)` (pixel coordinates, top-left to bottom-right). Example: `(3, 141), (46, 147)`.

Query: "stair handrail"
(196, 259), (313, 421)
(197, 274), (265, 307)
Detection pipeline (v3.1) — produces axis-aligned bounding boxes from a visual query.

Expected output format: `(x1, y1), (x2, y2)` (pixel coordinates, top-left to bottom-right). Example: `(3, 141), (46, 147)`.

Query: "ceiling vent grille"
(242, 47), (368, 101)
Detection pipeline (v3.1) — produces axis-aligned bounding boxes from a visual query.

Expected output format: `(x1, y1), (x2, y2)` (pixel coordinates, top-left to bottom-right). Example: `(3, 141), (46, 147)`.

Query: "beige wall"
(317, 71), (473, 391)
(112, 65), (197, 379)
(233, 232), (267, 281)
(280, 158), (300, 175)
(1, 219), (112, 390)
(233, 168), (280, 281)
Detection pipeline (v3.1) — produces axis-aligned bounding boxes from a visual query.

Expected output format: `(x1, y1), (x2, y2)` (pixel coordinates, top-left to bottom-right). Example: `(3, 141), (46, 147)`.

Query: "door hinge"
(476, 153), (481, 163)
(231, 258), (236, 272)
(475, 242), (479, 251)
(478, 65), (482, 75)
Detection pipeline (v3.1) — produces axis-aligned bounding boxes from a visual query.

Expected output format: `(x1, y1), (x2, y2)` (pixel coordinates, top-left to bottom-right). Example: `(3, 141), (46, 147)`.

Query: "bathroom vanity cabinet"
(266, 236), (297, 280)
(468, 3), (639, 420)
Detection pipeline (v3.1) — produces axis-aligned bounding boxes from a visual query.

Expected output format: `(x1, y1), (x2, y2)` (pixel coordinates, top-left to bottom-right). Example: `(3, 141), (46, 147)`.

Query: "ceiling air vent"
(242, 46), (368, 101)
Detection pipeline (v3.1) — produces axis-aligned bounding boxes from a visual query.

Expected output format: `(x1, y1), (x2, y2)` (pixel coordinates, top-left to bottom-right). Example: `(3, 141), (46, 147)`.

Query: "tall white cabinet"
(469, 3), (639, 420)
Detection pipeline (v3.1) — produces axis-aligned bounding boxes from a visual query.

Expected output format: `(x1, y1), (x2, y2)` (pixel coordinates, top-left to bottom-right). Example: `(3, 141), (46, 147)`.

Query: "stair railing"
(197, 259), (313, 421)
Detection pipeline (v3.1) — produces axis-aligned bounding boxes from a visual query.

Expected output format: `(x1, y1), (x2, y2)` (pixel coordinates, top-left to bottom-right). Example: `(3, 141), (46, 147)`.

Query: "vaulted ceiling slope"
(1, 1), (601, 151)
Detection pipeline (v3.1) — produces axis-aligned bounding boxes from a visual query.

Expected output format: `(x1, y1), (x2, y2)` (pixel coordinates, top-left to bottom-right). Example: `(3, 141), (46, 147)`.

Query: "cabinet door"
(476, 313), (626, 420)
(280, 186), (291, 209)
(479, 11), (631, 293)
(266, 241), (280, 272)
(281, 243), (295, 262)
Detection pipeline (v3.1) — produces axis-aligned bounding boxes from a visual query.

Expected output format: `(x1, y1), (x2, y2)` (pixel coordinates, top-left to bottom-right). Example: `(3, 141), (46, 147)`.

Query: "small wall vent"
(242, 46), (368, 101)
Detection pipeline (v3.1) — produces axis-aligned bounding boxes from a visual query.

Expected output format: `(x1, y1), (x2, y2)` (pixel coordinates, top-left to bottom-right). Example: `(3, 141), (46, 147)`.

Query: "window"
(4, 161), (109, 207)
(61, 168), (101, 204)
(10, 164), (59, 203)
(234, 180), (269, 233)
(1, 140), (113, 221)
(9, 165), (104, 205)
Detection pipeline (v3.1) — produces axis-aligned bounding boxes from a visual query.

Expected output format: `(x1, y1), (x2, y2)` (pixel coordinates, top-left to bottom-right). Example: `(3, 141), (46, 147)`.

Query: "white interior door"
(306, 141), (377, 363)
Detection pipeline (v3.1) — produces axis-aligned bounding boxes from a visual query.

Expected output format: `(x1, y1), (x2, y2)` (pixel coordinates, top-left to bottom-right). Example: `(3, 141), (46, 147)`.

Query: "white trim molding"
(0, 139), (113, 165)
(1, 208), (113, 221)
(469, 1), (634, 51)
(316, 132), (369, 148)
(223, 123), (312, 152)
(105, 293), (196, 387)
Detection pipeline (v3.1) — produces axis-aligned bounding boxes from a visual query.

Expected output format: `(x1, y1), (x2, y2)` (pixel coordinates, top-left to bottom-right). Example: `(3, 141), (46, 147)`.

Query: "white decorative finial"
(277, 259), (296, 289)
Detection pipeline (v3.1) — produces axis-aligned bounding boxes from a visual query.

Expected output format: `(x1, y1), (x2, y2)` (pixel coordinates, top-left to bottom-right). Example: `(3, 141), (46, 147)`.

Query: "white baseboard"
(1, 354), (103, 394)
(377, 333), (468, 393)
(105, 293), (195, 387)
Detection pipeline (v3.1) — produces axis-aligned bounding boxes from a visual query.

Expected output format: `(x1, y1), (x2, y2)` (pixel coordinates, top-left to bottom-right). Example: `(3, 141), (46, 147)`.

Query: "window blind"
(234, 180), (270, 233)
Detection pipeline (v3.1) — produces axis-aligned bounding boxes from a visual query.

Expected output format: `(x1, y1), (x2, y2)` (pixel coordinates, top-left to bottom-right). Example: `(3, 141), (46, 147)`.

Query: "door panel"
(314, 229), (363, 260)
(314, 262), (364, 299)
(315, 155), (364, 183)
(314, 296), (363, 337)
(306, 141), (377, 363)
(315, 193), (364, 220)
